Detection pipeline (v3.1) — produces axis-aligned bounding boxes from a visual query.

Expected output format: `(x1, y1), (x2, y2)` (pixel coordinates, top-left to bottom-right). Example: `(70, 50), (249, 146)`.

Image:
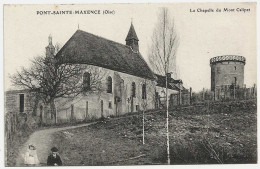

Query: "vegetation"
(51, 100), (257, 165)
(148, 7), (179, 164)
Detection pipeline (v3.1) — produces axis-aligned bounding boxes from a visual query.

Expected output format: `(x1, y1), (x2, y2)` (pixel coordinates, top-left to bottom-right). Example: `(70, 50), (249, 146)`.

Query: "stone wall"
(55, 65), (157, 122)
(211, 58), (245, 91)
(5, 90), (35, 114)
(5, 65), (182, 124)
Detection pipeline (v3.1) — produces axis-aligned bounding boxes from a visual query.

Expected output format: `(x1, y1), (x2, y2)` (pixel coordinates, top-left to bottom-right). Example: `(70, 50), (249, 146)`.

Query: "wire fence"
(167, 85), (257, 107)
(191, 85), (257, 104)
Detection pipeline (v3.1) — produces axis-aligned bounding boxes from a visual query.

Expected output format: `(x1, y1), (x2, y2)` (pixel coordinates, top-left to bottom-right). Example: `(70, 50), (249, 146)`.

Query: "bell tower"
(125, 22), (139, 52)
(46, 34), (55, 58)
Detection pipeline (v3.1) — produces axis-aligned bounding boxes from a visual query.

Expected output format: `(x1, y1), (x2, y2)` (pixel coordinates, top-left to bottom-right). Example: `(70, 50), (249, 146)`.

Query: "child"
(24, 144), (40, 166)
(47, 147), (62, 166)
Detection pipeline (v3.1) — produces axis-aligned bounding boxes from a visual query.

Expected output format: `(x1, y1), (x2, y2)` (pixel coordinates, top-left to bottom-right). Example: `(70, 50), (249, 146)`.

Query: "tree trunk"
(50, 100), (57, 125)
(166, 76), (170, 165)
(142, 110), (145, 145)
(32, 96), (39, 116)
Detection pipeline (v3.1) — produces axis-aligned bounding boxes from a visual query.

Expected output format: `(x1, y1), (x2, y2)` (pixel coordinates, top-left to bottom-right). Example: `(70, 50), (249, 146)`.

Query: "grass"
(6, 123), (34, 166)
(51, 100), (257, 165)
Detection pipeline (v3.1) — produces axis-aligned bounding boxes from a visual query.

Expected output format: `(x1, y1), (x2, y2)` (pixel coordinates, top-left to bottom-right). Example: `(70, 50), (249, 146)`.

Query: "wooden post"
(179, 89), (182, 105)
(86, 101), (88, 121)
(214, 87), (216, 101)
(202, 88), (205, 101)
(71, 104), (74, 121)
(101, 100), (104, 117)
(244, 85), (246, 100)
(54, 100), (57, 124)
(190, 87), (192, 105)
(218, 88), (220, 100)
(253, 84), (256, 98)
(233, 84), (236, 100)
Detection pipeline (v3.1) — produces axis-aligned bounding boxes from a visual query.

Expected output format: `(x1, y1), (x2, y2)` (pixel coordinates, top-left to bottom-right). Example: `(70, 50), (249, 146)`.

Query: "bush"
(151, 135), (257, 164)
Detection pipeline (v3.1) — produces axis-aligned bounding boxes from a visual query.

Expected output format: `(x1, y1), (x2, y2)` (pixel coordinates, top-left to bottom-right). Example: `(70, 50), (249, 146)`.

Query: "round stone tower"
(210, 55), (246, 91)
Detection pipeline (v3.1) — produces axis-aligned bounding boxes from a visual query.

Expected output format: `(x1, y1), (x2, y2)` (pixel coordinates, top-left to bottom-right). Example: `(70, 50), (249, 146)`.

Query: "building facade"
(5, 23), (186, 124)
(210, 55), (246, 91)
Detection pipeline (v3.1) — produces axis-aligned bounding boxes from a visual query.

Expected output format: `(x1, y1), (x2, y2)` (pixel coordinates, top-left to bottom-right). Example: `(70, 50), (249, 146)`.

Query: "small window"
(107, 76), (112, 93)
(19, 94), (24, 113)
(234, 66), (236, 70)
(108, 101), (112, 109)
(234, 77), (237, 85)
(83, 72), (91, 92)
(132, 82), (136, 98)
(136, 105), (139, 112)
(142, 84), (146, 99)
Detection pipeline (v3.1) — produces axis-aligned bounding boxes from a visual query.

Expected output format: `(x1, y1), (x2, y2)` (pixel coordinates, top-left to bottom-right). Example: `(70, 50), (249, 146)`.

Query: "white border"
(0, 1), (259, 169)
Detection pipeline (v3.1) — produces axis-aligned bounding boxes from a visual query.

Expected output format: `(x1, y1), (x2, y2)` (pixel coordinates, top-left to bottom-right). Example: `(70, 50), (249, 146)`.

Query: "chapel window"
(83, 72), (91, 92)
(132, 82), (136, 98)
(142, 84), (147, 99)
(107, 76), (112, 93)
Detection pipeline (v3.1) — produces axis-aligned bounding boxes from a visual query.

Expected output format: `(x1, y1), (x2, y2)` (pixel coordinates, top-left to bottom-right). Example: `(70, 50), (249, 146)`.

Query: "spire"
(125, 21), (139, 52)
(48, 34), (52, 45)
(46, 34), (55, 58)
(125, 22), (139, 41)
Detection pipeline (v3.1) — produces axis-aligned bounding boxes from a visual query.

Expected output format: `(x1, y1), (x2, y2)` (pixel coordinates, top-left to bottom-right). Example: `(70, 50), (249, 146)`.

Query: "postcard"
(3, 2), (257, 167)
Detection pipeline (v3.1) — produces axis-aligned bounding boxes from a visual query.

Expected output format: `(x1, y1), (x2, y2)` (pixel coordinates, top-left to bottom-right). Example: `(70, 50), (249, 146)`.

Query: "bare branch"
(148, 7), (179, 76)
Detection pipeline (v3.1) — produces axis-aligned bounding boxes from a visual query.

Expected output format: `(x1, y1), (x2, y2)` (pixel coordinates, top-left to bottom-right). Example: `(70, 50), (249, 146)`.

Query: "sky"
(4, 3), (257, 92)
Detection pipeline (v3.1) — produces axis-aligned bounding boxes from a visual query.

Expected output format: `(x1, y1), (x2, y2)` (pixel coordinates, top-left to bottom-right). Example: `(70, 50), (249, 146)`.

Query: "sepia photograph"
(3, 2), (258, 167)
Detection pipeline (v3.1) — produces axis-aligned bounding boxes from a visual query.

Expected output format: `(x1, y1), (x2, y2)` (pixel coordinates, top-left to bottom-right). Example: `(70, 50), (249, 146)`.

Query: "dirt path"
(15, 111), (159, 166)
(15, 122), (96, 166)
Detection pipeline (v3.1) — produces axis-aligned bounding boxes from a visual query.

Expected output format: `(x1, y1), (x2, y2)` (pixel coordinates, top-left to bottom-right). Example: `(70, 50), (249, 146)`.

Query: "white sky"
(4, 3), (257, 92)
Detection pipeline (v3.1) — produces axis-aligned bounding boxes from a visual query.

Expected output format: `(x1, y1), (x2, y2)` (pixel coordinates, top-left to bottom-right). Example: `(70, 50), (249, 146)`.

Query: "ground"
(52, 100), (257, 165)
(15, 123), (96, 166)
(14, 100), (257, 166)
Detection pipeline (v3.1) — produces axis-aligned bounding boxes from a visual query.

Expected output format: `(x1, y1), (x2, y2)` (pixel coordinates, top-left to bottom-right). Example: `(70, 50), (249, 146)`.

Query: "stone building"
(5, 23), (186, 123)
(5, 90), (35, 114)
(210, 55), (246, 91)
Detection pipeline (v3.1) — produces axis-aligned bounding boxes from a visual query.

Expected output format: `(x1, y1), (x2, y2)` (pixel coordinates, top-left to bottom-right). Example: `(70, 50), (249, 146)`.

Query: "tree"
(148, 8), (179, 164)
(10, 44), (103, 124)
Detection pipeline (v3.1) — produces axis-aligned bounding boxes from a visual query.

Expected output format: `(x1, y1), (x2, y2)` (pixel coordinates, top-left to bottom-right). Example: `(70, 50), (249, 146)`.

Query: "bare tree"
(148, 8), (179, 164)
(10, 45), (103, 124)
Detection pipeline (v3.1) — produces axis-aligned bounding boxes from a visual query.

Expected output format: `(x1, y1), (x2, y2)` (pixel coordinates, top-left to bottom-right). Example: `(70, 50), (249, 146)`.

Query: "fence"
(5, 112), (18, 143)
(167, 85), (257, 107)
(191, 85), (257, 104)
(169, 90), (191, 107)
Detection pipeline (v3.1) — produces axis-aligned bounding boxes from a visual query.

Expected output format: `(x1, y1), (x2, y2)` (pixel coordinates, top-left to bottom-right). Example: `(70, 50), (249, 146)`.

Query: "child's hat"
(51, 147), (58, 152)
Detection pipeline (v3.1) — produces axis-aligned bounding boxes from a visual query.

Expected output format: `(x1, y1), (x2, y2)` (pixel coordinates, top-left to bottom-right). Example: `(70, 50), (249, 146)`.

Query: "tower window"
(234, 66), (236, 70)
(107, 76), (112, 93)
(83, 72), (91, 92)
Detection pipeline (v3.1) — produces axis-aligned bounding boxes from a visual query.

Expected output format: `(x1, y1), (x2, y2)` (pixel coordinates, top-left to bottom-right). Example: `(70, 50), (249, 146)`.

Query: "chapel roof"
(55, 29), (154, 80)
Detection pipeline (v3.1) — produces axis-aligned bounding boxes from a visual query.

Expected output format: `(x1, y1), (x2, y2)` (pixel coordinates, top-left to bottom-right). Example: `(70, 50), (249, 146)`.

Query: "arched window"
(107, 76), (112, 93)
(132, 82), (136, 98)
(83, 72), (90, 92)
(142, 84), (146, 99)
